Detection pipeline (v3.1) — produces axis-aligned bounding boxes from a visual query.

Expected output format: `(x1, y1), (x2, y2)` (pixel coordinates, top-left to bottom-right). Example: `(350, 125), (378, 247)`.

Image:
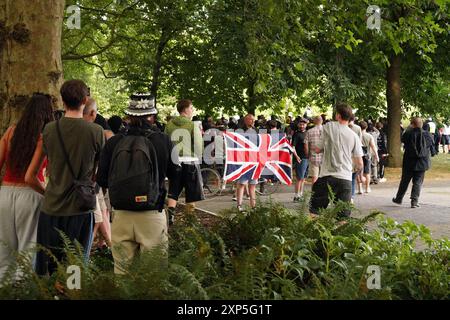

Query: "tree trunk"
(150, 29), (172, 105)
(386, 54), (402, 167)
(150, 40), (164, 104)
(0, 0), (65, 134)
(247, 78), (257, 115)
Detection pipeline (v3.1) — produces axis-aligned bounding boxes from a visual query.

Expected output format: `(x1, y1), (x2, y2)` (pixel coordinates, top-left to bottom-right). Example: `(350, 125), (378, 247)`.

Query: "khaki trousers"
(111, 209), (168, 274)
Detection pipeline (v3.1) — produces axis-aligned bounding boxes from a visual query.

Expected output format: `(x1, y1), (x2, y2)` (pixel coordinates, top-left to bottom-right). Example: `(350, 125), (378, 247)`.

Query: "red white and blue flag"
(223, 131), (294, 185)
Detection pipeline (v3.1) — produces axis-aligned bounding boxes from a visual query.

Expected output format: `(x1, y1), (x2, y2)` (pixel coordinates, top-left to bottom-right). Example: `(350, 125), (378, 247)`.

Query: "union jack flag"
(223, 131), (294, 185)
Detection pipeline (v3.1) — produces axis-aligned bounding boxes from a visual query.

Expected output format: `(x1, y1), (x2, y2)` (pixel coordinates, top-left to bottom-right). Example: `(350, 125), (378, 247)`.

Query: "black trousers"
(310, 176), (352, 218)
(168, 163), (204, 203)
(378, 157), (386, 179)
(394, 170), (425, 204)
(35, 212), (93, 276)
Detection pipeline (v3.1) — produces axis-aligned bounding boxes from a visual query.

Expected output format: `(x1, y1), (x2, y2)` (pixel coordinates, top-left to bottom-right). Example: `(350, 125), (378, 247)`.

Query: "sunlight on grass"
(385, 153), (450, 181)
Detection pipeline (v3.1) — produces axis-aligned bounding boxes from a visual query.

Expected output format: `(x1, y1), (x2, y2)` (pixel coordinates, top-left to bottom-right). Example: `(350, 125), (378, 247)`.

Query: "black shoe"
(411, 203), (420, 208)
(392, 197), (402, 205)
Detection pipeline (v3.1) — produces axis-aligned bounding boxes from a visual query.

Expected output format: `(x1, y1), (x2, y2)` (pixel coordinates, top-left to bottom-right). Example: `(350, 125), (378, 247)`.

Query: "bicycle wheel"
(256, 178), (281, 196)
(200, 168), (222, 198)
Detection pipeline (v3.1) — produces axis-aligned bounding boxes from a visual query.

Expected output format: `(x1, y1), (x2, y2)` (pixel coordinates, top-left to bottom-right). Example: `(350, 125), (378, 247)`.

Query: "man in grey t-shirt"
(310, 103), (363, 218)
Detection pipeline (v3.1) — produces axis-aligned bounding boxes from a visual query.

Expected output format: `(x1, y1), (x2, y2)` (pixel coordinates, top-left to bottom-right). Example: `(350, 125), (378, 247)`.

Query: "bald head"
(313, 115), (323, 126)
(244, 113), (255, 129)
(83, 97), (97, 123)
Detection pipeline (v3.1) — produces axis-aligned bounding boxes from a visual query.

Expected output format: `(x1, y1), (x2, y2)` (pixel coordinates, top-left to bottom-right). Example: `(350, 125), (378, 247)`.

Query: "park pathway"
(193, 179), (450, 240)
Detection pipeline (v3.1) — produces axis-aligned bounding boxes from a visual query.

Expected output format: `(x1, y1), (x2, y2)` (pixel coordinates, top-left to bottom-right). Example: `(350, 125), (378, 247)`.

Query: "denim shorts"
(295, 159), (309, 179)
(237, 176), (258, 185)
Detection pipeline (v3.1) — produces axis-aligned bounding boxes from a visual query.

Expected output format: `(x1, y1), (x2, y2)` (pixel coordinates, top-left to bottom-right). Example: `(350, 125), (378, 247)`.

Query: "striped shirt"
(305, 125), (323, 166)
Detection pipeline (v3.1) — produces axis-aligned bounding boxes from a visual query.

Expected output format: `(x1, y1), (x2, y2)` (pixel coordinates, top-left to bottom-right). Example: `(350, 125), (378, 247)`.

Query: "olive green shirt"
(42, 117), (105, 216)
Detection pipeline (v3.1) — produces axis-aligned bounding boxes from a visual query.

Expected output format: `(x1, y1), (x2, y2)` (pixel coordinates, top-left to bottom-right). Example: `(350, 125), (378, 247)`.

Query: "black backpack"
(413, 130), (429, 159)
(108, 133), (159, 211)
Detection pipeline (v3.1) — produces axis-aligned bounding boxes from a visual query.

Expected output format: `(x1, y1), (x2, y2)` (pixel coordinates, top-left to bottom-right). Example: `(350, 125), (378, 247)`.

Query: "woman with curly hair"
(0, 93), (54, 280)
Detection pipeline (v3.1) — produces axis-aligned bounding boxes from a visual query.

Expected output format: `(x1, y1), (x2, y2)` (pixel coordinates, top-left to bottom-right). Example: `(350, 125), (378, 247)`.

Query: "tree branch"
(81, 58), (117, 79)
(62, 0), (141, 60)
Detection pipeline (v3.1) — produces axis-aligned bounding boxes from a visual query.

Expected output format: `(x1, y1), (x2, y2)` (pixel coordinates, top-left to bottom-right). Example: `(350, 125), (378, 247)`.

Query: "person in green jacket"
(165, 99), (204, 222)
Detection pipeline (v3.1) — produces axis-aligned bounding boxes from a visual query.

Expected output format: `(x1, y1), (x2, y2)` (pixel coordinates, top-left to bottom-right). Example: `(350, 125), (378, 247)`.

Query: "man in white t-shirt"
(360, 121), (379, 193)
(310, 103), (363, 218)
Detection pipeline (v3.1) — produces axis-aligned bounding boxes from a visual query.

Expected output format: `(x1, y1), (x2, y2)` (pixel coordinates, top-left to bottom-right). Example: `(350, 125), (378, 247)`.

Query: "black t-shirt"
(292, 130), (307, 159)
(95, 113), (111, 131)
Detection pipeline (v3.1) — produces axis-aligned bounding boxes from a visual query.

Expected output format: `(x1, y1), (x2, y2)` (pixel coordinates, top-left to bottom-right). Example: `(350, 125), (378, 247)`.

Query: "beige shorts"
(308, 163), (320, 177)
(94, 190), (111, 224)
(94, 196), (103, 223)
(112, 209), (168, 274)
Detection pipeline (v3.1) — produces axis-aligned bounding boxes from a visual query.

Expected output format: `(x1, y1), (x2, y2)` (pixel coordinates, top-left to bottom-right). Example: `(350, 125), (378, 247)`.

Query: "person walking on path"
(310, 103), (363, 219)
(0, 94), (54, 281)
(97, 94), (181, 274)
(165, 99), (204, 218)
(304, 116), (323, 184)
(375, 122), (388, 182)
(292, 118), (309, 201)
(234, 114), (259, 211)
(393, 117), (436, 208)
(349, 115), (363, 198)
(35, 80), (105, 276)
(359, 121), (379, 193)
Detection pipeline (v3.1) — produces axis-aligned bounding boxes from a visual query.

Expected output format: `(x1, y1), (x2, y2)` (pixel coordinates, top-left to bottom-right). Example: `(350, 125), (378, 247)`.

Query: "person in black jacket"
(97, 94), (181, 274)
(375, 122), (388, 182)
(393, 117), (436, 208)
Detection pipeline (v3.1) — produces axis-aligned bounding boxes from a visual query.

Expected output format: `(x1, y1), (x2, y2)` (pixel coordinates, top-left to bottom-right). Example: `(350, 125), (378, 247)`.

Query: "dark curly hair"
(8, 93), (54, 177)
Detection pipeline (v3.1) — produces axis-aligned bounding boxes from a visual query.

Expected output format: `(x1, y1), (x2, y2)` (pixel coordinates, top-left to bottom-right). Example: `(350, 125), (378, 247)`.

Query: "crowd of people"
(0, 78), (440, 280)
(0, 80), (200, 278)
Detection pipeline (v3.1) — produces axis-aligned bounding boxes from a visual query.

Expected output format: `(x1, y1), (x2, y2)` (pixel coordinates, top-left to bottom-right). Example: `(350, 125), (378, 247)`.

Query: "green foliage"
(1, 201), (448, 300)
(61, 0), (449, 119)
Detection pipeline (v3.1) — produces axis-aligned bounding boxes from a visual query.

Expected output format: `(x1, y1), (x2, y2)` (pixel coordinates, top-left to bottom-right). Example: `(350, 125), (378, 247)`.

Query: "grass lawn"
(384, 152), (450, 181)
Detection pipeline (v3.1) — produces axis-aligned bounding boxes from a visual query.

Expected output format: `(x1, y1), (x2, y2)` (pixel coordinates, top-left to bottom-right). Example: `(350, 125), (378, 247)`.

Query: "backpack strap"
(56, 119), (77, 180)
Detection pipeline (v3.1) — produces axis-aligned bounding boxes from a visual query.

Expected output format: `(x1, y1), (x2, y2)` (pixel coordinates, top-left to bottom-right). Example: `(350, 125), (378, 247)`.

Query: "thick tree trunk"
(386, 54), (402, 167)
(0, 0), (65, 134)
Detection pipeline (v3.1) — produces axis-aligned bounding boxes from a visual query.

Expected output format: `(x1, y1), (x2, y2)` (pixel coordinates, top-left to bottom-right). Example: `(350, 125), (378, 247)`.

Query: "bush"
(0, 200), (448, 300)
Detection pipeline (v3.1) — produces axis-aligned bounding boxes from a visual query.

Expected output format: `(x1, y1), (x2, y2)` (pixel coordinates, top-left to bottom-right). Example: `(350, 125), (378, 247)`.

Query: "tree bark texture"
(386, 54), (402, 168)
(0, 0), (65, 134)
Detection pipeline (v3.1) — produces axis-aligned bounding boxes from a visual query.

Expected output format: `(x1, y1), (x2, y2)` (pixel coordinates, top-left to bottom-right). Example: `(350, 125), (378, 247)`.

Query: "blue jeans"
(352, 172), (357, 197)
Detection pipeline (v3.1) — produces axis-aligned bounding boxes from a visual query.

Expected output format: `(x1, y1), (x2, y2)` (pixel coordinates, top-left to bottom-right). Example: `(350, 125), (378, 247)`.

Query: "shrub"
(0, 200), (448, 300)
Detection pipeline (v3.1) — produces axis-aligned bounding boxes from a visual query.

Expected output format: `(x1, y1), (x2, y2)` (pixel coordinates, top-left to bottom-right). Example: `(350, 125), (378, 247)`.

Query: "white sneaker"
(365, 187), (371, 193)
(232, 196), (237, 201)
(379, 178), (387, 183)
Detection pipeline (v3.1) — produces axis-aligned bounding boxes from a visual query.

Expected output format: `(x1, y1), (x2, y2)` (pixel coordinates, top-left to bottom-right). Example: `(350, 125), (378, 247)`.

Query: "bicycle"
(200, 165), (281, 198)
(200, 166), (224, 198)
(256, 177), (281, 196)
